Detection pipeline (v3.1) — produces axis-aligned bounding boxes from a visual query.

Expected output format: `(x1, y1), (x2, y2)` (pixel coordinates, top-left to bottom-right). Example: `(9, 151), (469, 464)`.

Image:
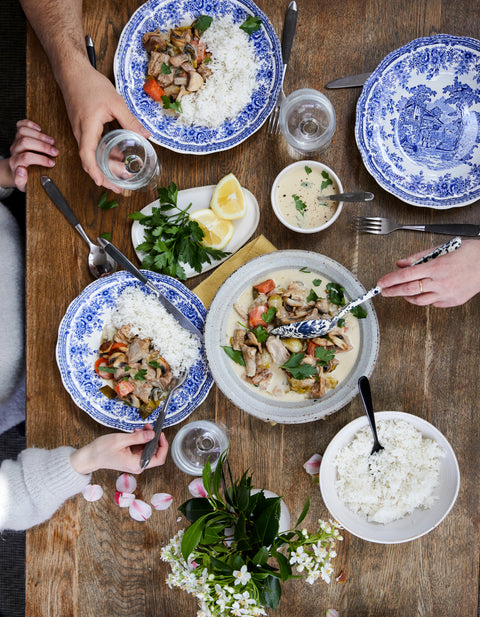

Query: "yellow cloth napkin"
(193, 235), (277, 308)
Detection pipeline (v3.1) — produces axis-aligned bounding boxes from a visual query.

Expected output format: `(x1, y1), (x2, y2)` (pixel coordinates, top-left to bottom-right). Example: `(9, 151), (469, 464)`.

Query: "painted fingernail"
(50, 147), (59, 155)
(151, 493), (173, 510)
(116, 473), (137, 493)
(48, 159), (55, 166)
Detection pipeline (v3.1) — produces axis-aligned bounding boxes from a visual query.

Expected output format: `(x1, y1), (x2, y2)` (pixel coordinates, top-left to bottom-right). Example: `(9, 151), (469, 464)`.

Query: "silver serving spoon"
(325, 191), (374, 202)
(41, 176), (116, 279)
(270, 236), (462, 339)
(358, 376), (384, 456)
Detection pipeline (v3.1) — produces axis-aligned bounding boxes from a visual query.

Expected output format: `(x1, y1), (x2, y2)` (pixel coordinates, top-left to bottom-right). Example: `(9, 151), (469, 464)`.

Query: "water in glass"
(171, 420), (230, 475)
(96, 129), (159, 191)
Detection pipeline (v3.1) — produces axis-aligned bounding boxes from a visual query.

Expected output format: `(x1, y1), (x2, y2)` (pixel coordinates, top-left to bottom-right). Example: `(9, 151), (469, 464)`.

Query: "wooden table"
(26, 1), (480, 615)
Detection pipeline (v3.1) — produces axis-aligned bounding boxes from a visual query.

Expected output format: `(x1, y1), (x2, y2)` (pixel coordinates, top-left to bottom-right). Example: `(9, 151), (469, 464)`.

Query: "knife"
(97, 238), (204, 340)
(326, 191), (374, 202)
(139, 405), (167, 471)
(325, 72), (372, 89)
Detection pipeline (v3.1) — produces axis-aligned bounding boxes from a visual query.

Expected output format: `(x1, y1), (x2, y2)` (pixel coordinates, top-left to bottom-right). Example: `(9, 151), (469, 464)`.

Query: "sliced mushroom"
(186, 70), (204, 92)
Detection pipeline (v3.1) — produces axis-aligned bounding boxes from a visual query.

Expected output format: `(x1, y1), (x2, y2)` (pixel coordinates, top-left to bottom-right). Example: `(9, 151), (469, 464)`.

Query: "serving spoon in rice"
(358, 376), (384, 457)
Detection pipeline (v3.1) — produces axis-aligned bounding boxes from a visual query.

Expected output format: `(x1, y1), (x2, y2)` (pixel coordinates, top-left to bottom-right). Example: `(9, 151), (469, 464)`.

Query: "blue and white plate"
(356, 34), (480, 209)
(114, 0), (282, 154)
(56, 271), (212, 431)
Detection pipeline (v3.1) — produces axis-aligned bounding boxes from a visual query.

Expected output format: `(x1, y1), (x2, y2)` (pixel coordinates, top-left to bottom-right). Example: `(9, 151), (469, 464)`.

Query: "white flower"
(233, 564), (251, 585)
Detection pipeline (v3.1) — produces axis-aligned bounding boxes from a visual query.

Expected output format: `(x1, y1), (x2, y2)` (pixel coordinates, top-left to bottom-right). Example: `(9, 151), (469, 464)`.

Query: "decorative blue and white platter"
(114, 0), (282, 154)
(355, 34), (480, 209)
(56, 271), (212, 432)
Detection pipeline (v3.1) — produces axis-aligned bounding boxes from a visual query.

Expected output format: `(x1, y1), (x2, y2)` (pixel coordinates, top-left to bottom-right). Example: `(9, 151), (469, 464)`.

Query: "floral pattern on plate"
(355, 34), (480, 208)
(113, 0), (282, 154)
(56, 271), (212, 431)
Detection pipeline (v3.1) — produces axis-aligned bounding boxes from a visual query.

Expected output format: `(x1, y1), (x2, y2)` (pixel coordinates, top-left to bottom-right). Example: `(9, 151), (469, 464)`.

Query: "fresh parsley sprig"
(130, 182), (230, 280)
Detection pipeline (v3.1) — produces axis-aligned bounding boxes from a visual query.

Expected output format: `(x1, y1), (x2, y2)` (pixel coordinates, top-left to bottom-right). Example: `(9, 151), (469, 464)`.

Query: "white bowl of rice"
(319, 411), (460, 544)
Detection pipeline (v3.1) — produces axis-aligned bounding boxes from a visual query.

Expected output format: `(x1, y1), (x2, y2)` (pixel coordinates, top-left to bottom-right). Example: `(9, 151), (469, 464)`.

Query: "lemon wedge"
(209, 173), (247, 220)
(189, 208), (234, 249)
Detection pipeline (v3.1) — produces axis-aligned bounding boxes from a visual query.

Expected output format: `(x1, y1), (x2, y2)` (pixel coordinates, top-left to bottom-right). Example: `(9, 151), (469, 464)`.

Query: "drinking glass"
(279, 88), (336, 157)
(171, 420), (230, 475)
(96, 129), (159, 191)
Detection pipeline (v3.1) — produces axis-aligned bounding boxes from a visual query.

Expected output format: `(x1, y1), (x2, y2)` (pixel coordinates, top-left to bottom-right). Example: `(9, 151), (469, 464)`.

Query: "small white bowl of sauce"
(271, 160), (343, 233)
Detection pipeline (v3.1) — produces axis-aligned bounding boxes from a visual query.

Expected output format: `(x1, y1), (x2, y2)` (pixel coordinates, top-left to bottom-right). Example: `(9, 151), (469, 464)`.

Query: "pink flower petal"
(114, 491), (135, 508)
(303, 454), (322, 475)
(188, 478), (208, 498)
(116, 473), (137, 493)
(82, 484), (103, 502)
(326, 610), (339, 617)
(129, 499), (152, 522)
(151, 493), (173, 510)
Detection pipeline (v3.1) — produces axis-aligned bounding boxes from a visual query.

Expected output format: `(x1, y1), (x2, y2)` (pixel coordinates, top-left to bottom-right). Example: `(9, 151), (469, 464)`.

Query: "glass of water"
(96, 129), (159, 191)
(171, 420), (230, 476)
(279, 88), (336, 157)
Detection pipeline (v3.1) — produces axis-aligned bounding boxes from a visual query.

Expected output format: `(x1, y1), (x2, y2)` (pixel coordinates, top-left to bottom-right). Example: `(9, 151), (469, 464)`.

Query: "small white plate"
(131, 185), (260, 278)
(320, 411), (460, 544)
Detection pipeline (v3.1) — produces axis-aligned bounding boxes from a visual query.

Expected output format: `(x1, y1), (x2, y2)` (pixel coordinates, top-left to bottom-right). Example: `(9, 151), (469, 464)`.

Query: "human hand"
(70, 424), (169, 475)
(0, 119), (58, 191)
(377, 239), (480, 307)
(61, 61), (150, 193)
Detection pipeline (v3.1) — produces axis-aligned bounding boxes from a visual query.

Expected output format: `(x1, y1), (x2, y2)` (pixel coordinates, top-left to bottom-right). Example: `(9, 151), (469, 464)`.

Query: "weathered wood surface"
(26, 1), (480, 615)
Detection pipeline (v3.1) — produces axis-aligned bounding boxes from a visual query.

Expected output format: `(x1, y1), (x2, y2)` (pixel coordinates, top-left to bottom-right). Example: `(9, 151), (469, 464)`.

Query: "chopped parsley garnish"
(240, 15), (262, 34)
(281, 353), (317, 380)
(351, 305), (367, 319)
(305, 165), (312, 174)
(161, 95), (183, 113)
(321, 170), (333, 191)
(134, 369), (147, 381)
(313, 278), (322, 286)
(307, 288), (319, 303)
(251, 326), (269, 343)
(99, 365), (116, 374)
(129, 182), (230, 280)
(299, 267), (310, 273)
(326, 282), (345, 306)
(195, 15), (213, 32)
(314, 346), (335, 366)
(337, 318), (346, 328)
(221, 346), (246, 366)
(292, 194), (307, 215)
(97, 192), (118, 210)
(262, 306), (277, 323)
(161, 62), (172, 74)
(148, 360), (162, 369)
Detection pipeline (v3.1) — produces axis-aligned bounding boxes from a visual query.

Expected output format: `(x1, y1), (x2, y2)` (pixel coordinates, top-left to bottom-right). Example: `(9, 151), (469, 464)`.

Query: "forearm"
(20, 0), (90, 90)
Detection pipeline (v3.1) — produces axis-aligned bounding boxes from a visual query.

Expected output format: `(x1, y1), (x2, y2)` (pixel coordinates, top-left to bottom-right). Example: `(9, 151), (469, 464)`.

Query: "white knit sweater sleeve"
(0, 447), (92, 531)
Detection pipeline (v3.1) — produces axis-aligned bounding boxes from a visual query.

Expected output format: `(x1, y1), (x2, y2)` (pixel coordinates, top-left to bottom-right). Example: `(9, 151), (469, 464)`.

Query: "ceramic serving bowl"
(270, 161), (343, 234)
(319, 411), (460, 544)
(204, 250), (379, 424)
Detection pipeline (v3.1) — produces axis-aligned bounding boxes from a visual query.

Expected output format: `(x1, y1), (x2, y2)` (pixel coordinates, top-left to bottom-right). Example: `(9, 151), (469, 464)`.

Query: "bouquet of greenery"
(161, 452), (341, 617)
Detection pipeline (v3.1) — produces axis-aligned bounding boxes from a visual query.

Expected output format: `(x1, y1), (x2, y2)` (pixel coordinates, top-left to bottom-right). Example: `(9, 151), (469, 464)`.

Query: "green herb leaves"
(304, 165), (312, 174)
(326, 282), (345, 306)
(292, 194), (307, 215)
(97, 192), (118, 210)
(240, 15), (262, 34)
(221, 346), (245, 366)
(321, 170), (333, 191)
(161, 95), (182, 113)
(130, 182), (230, 280)
(195, 15), (213, 31)
(281, 353), (317, 380)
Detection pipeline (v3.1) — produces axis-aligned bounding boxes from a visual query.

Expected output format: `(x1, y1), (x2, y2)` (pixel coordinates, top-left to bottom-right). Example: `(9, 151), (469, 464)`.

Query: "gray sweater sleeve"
(0, 447), (92, 531)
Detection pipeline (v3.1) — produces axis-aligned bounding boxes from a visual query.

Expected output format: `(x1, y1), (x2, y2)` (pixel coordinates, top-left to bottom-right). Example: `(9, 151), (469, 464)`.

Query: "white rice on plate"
(179, 15), (259, 127)
(110, 287), (200, 374)
(334, 419), (444, 524)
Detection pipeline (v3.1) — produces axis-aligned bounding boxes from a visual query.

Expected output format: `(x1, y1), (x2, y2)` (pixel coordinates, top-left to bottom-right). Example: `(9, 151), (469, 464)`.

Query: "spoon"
(358, 376), (384, 455)
(270, 236), (462, 339)
(325, 191), (374, 202)
(41, 176), (117, 279)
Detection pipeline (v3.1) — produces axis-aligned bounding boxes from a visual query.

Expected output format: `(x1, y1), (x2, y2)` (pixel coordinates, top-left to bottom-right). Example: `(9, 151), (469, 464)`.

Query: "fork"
(266, 1), (297, 135)
(139, 367), (188, 470)
(352, 216), (480, 236)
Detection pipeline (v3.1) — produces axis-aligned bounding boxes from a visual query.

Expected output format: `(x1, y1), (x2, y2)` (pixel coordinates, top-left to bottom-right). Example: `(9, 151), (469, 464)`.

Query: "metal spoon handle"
(326, 192), (374, 202)
(41, 176), (80, 228)
(358, 376), (382, 450)
(331, 286), (381, 325)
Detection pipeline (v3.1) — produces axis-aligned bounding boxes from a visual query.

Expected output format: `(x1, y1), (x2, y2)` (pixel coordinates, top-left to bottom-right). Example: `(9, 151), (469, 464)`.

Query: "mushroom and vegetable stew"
(222, 269), (364, 401)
